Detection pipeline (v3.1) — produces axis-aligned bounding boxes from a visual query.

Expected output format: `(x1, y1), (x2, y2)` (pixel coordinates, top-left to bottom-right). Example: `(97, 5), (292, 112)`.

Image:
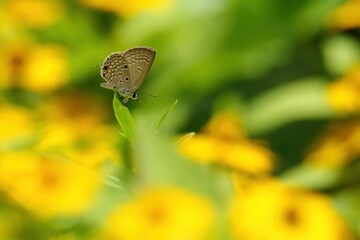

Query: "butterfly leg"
(121, 97), (130, 104)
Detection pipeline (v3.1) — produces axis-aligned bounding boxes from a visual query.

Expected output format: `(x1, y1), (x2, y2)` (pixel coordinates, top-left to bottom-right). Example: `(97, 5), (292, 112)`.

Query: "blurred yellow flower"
(0, 93), (120, 219)
(35, 93), (121, 168)
(79, 0), (172, 17)
(36, 121), (78, 152)
(39, 92), (110, 123)
(327, 66), (360, 113)
(0, 8), (17, 41)
(103, 188), (214, 240)
(5, 0), (65, 28)
(0, 103), (34, 150)
(305, 120), (360, 168)
(0, 41), (69, 93)
(0, 151), (102, 218)
(230, 179), (351, 240)
(65, 139), (121, 169)
(203, 111), (247, 141)
(330, 0), (360, 30)
(0, 40), (29, 89)
(22, 45), (69, 92)
(178, 112), (274, 174)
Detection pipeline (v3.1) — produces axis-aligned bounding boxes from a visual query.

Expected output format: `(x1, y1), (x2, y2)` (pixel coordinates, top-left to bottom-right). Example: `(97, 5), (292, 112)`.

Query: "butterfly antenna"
(94, 63), (102, 68)
(137, 92), (157, 98)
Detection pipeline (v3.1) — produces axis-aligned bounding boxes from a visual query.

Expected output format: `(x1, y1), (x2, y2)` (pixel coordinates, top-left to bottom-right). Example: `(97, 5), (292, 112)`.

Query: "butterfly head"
(131, 92), (138, 100)
(117, 89), (138, 104)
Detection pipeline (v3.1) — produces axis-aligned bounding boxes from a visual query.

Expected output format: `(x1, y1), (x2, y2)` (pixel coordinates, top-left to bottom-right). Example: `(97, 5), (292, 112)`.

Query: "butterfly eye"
(131, 92), (137, 99)
(103, 65), (108, 70)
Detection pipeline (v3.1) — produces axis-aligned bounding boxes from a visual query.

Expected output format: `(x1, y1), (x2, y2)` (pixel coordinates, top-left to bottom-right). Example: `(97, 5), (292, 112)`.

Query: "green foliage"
(113, 92), (136, 143)
(155, 99), (178, 131)
(2, 0), (360, 238)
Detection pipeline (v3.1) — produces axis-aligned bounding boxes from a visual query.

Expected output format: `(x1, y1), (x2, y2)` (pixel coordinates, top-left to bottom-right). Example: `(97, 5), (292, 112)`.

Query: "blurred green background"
(1, 0), (360, 239)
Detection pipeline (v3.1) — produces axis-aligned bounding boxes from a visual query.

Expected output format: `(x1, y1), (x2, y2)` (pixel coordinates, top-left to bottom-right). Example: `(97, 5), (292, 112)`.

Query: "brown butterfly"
(100, 47), (156, 103)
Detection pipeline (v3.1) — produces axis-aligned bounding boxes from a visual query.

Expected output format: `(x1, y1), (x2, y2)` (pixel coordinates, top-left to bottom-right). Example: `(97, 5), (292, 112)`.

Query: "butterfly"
(100, 47), (156, 103)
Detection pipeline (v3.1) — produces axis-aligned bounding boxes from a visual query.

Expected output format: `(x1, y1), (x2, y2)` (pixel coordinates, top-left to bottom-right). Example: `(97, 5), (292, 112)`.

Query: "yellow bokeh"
(178, 111), (274, 175)
(0, 103), (34, 147)
(0, 39), (30, 89)
(305, 120), (360, 168)
(22, 45), (69, 92)
(230, 179), (351, 240)
(5, 0), (65, 28)
(0, 41), (69, 93)
(65, 140), (121, 169)
(203, 111), (247, 142)
(0, 151), (102, 218)
(327, 65), (360, 113)
(79, 0), (172, 17)
(103, 188), (215, 240)
(178, 134), (218, 164)
(35, 95), (122, 168)
(327, 81), (358, 113)
(330, 0), (360, 30)
(0, 0), (358, 238)
(0, 94), (120, 219)
(219, 141), (274, 174)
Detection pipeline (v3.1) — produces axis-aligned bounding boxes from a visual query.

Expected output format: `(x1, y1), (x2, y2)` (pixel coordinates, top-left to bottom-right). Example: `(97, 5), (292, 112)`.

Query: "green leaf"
(245, 78), (334, 134)
(113, 92), (135, 143)
(155, 99), (178, 131)
(135, 114), (233, 203)
(176, 132), (195, 145)
(280, 165), (340, 190)
(322, 35), (360, 76)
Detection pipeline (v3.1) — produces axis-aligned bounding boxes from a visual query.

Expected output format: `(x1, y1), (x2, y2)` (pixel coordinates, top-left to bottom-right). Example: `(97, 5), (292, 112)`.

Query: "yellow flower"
(35, 120), (120, 169)
(305, 120), (360, 168)
(0, 39), (29, 89)
(38, 92), (110, 123)
(0, 94), (119, 219)
(327, 81), (359, 113)
(0, 8), (17, 41)
(0, 103), (34, 150)
(21, 45), (69, 92)
(330, 0), (360, 30)
(0, 41), (69, 92)
(230, 179), (351, 240)
(0, 151), (102, 218)
(65, 140), (121, 169)
(178, 134), (218, 164)
(178, 112), (274, 174)
(36, 121), (79, 152)
(5, 0), (65, 28)
(203, 111), (247, 141)
(103, 188), (215, 240)
(327, 65), (360, 113)
(79, 0), (172, 17)
(35, 94), (121, 168)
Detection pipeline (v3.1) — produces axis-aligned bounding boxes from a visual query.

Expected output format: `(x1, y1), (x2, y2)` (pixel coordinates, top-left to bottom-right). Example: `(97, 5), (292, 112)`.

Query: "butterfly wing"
(100, 52), (132, 93)
(123, 47), (156, 93)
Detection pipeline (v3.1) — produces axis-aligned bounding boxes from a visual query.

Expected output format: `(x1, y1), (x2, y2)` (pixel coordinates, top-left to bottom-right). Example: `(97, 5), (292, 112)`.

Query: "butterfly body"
(100, 47), (156, 103)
